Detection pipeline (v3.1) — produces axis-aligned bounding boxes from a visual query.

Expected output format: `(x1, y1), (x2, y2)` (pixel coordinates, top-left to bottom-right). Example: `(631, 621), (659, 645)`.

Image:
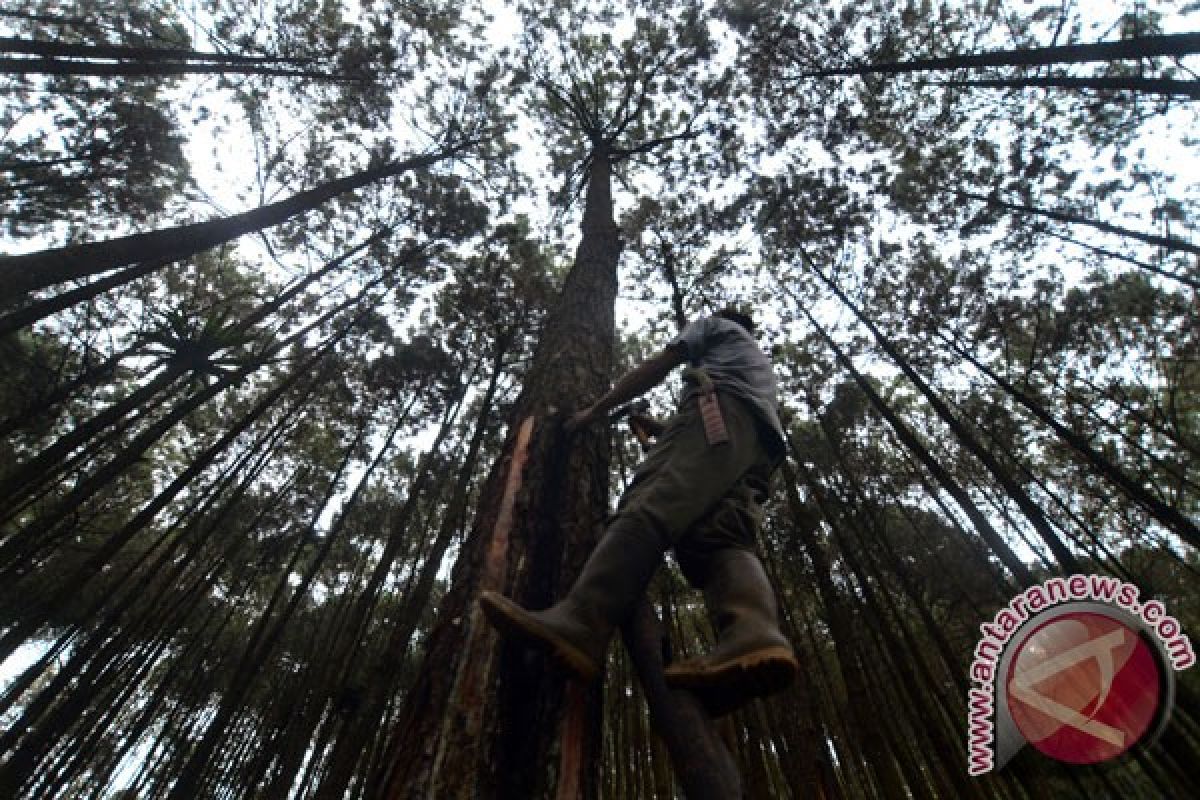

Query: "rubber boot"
(478, 518), (666, 683)
(664, 548), (798, 716)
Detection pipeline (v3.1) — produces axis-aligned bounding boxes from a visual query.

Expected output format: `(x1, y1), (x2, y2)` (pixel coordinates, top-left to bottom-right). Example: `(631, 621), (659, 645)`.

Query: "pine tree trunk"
(799, 32), (1200, 77)
(0, 36), (316, 65)
(377, 149), (621, 799)
(942, 332), (1200, 548)
(0, 226), (391, 339)
(958, 191), (1200, 257)
(165, 417), (374, 798)
(0, 150), (461, 297)
(621, 602), (744, 799)
(0, 56), (348, 80)
(780, 457), (912, 800)
(940, 76), (1200, 99)
(797, 306), (1035, 585)
(1046, 230), (1200, 291)
(315, 356), (497, 799)
(806, 263), (1083, 573)
(759, 545), (831, 799)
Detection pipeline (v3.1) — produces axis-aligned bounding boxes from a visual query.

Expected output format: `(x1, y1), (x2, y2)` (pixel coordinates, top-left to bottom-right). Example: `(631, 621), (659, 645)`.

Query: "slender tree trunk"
(0, 36), (317, 65)
(939, 76), (1200, 99)
(779, 457), (912, 800)
(941, 331), (1200, 548)
(0, 304), (369, 666)
(758, 548), (829, 799)
(0, 147), (465, 296)
(38, 258), (375, 502)
(0, 323), (338, 581)
(816, 446), (989, 800)
(0, 225), (390, 338)
(0, 361), (188, 518)
(0, 435), (299, 725)
(958, 190), (1200, 257)
(1048, 230), (1200, 291)
(0, 342), (138, 439)
(0, 57), (348, 80)
(794, 302), (1035, 585)
(315, 376), (485, 798)
(622, 602), (743, 799)
(0, 261), (161, 337)
(798, 32), (1200, 77)
(165, 415), (374, 798)
(804, 260), (1083, 572)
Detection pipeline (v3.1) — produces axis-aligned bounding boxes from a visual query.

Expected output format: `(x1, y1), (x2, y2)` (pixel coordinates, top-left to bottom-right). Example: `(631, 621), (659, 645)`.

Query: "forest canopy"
(0, 1), (1197, 798)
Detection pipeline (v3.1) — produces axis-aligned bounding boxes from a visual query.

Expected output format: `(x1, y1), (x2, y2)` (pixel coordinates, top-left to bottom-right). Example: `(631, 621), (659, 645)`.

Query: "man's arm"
(567, 344), (687, 431)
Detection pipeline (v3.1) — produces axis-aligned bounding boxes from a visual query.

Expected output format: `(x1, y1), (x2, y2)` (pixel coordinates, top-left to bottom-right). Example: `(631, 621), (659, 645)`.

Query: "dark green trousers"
(615, 391), (780, 588)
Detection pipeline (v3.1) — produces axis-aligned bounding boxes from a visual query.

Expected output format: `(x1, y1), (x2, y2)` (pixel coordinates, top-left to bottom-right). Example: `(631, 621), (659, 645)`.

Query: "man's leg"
(479, 393), (765, 682)
(478, 515), (666, 682)
(668, 465), (798, 715)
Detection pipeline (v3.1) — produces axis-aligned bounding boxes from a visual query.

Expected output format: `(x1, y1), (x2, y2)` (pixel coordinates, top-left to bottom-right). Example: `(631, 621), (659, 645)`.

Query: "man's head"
(715, 307), (755, 335)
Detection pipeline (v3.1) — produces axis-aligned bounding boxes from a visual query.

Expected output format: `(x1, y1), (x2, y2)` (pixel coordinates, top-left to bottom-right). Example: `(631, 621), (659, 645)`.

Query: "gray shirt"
(670, 316), (786, 449)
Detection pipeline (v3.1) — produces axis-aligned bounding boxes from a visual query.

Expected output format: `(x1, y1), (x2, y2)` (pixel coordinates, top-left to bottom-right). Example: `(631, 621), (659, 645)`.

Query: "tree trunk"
(1046, 230), (1200, 291)
(377, 149), (621, 799)
(0, 148), (464, 297)
(959, 190), (1200, 257)
(0, 342), (138, 439)
(799, 32), (1200, 77)
(941, 331), (1200, 548)
(805, 260), (1083, 573)
(795, 303), (1035, 585)
(316, 339), (503, 799)
(0, 36), (316, 65)
(622, 602), (743, 799)
(939, 76), (1200, 99)
(779, 457), (912, 800)
(0, 303), (368, 665)
(165, 415), (376, 798)
(0, 57), (347, 80)
(0, 226), (390, 338)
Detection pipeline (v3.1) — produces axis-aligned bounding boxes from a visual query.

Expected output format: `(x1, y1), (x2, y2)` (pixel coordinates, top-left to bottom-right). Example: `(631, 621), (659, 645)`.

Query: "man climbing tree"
(480, 307), (799, 715)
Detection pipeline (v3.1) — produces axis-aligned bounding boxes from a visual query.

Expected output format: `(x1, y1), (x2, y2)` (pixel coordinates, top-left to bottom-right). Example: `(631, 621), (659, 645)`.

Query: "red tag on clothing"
(698, 392), (729, 445)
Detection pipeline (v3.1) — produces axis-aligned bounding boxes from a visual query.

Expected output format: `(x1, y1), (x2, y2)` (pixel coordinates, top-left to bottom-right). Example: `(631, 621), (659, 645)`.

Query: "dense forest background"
(1, 1), (1197, 798)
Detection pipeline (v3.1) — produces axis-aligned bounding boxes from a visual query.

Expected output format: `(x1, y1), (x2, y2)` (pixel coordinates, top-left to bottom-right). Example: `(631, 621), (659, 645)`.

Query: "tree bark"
(0, 148), (464, 297)
(942, 331), (1200, 548)
(378, 150), (621, 799)
(939, 76), (1200, 99)
(959, 190), (1200, 257)
(794, 302), (1035, 585)
(798, 32), (1200, 78)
